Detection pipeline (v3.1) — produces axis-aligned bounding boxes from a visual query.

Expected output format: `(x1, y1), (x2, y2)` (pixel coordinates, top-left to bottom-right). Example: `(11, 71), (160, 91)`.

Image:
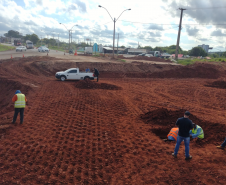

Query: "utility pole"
(58, 34), (59, 49)
(117, 33), (119, 55)
(68, 30), (70, 50)
(113, 18), (116, 57)
(138, 41), (139, 49)
(175, 8), (186, 60)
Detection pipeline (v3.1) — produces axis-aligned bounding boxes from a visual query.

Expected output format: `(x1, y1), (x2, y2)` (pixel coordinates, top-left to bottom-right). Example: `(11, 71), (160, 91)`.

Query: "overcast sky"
(0, 0), (226, 51)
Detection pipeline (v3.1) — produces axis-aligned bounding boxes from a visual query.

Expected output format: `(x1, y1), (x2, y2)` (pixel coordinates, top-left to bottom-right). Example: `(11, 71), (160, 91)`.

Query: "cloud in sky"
(0, 0), (226, 50)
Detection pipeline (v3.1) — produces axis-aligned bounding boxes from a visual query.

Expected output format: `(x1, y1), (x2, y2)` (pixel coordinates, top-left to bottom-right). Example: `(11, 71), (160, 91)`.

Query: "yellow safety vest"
(191, 125), (204, 139)
(15, 94), (26, 108)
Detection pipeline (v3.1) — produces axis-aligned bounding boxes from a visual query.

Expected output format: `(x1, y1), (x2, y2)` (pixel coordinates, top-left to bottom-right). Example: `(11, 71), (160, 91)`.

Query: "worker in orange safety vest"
(163, 127), (179, 142)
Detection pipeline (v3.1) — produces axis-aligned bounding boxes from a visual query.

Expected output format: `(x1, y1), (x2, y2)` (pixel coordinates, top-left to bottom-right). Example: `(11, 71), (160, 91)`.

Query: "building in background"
(99, 44), (103, 53)
(93, 43), (98, 53)
(198, 44), (213, 53)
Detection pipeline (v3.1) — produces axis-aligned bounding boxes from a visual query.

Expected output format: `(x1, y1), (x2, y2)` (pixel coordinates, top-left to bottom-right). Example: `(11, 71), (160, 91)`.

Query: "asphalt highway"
(0, 48), (68, 60)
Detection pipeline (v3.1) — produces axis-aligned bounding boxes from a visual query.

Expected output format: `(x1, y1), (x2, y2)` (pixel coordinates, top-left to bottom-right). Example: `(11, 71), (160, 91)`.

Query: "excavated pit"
(141, 108), (226, 146)
(205, 80), (226, 89)
(75, 79), (122, 90)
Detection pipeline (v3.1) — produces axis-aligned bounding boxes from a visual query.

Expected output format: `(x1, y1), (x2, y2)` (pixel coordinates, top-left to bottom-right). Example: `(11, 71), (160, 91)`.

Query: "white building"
(198, 44), (213, 53)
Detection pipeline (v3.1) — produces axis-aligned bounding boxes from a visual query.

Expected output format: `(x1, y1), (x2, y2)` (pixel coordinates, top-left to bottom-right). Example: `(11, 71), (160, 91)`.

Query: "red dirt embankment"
(1, 56), (226, 184)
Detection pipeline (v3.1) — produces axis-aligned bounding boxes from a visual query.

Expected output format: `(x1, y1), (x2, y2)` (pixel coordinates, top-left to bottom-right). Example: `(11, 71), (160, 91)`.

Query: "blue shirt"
(85, 68), (90, 72)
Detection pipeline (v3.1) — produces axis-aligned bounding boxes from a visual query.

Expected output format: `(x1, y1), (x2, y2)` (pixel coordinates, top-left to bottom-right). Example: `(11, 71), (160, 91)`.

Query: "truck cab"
(55, 68), (95, 81)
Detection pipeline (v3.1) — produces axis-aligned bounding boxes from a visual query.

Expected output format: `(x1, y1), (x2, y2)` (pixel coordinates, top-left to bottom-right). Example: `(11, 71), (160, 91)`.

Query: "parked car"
(138, 53), (146, 56)
(38, 46), (49, 52)
(145, 54), (153, 57)
(55, 68), (96, 81)
(16, 46), (27, 52)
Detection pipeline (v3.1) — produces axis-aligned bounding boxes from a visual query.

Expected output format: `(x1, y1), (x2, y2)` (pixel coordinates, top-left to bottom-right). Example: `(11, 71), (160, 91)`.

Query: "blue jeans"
(221, 138), (226, 148)
(13, 108), (24, 123)
(168, 136), (175, 141)
(174, 136), (190, 158)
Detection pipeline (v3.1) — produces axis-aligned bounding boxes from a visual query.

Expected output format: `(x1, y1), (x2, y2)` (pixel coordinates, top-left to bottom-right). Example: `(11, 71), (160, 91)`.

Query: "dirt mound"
(75, 79), (122, 90)
(140, 108), (226, 146)
(0, 78), (32, 115)
(205, 80), (226, 89)
(150, 63), (221, 79)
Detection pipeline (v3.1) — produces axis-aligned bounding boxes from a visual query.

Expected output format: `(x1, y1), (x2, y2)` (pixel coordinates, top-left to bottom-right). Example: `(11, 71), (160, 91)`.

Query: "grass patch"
(177, 59), (195, 65)
(120, 59), (126, 62)
(92, 54), (100, 57)
(0, 44), (15, 52)
(177, 57), (226, 65)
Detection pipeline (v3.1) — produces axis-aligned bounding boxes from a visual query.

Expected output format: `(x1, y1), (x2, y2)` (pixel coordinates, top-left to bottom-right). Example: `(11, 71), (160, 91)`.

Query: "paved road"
(0, 48), (69, 60)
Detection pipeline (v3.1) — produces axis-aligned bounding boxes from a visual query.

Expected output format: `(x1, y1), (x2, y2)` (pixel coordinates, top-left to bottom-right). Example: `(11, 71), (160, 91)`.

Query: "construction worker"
(216, 138), (226, 150)
(85, 68), (90, 73)
(163, 127), (179, 141)
(94, 68), (99, 82)
(172, 111), (193, 160)
(190, 123), (204, 139)
(12, 90), (27, 124)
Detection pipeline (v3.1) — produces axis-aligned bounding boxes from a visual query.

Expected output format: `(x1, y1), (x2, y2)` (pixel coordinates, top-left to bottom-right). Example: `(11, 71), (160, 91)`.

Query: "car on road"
(16, 46), (27, 52)
(55, 68), (96, 81)
(38, 46), (49, 52)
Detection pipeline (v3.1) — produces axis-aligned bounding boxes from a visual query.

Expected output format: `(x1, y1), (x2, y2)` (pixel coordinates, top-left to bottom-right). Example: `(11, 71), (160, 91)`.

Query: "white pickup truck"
(55, 68), (95, 81)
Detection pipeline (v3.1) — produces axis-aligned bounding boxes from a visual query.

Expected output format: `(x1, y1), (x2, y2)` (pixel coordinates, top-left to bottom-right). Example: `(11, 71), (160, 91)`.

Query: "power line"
(119, 20), (226, 26)
(120, 20), (226, 26)
(186, 6), (226, 10)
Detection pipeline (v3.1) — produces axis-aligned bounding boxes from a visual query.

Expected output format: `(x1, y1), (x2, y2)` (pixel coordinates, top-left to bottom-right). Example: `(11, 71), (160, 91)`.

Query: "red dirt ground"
(1, 56), (226, 184)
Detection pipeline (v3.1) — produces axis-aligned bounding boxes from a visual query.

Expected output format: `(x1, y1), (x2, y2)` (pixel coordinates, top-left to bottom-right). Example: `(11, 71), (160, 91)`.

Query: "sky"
(0, 0), (226, 51)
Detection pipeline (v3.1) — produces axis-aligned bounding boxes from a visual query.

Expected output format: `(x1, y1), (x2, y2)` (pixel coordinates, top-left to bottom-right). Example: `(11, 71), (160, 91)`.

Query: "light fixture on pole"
(99, 5), (131, 58)
(59, 23), (78, 51)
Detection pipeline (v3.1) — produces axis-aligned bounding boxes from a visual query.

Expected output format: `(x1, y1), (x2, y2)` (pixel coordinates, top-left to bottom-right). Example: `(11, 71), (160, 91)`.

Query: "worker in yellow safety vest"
(163, 127), (179, 142)
(12, 90), (27, 124)
(190, 123), (204, 139)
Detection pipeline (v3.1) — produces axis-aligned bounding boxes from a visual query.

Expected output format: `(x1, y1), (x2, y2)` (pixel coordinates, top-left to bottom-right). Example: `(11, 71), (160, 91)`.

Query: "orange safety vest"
(167, 128), (179, 141)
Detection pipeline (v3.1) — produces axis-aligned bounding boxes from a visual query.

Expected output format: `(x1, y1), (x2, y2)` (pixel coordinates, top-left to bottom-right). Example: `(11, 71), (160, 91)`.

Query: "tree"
(30, 34), (39, 44)
(189, 47), (207, 57)
(4, 30), (22, 38)
(222, 51), (226, 57)
(23, 34), (39, 44)
(143, 46), (153, 50)
(121, 45), (125, 48)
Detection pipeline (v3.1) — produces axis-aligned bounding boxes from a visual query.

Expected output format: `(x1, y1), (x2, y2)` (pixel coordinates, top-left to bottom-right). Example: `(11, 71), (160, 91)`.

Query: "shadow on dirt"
(205, 80), (226, 89)
(140, 108), (226, 147)
(75, 79), (122, 90)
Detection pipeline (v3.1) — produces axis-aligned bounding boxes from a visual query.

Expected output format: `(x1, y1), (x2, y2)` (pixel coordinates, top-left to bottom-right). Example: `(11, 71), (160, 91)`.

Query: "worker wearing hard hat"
(12, 90), (27, 124)
(163, 127), (179, 141)
(190, 123), (204, 139)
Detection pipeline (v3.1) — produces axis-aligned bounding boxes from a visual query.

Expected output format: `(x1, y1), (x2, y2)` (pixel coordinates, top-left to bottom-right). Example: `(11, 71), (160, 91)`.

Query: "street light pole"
(99, 5), (131, 58)
(60, 23), (78, 51)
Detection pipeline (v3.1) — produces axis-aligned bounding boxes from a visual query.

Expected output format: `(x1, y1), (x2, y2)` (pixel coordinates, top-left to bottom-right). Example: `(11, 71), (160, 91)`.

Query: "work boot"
(172, 153), (177, 158)
(20, 122), (23, 124)
(216, 146), (224, 150)
(12, 121), (15, 124)
(185, 155), (192, 160)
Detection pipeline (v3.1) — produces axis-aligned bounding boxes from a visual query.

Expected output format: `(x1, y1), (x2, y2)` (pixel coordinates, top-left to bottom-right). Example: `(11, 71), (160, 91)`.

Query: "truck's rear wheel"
(60, 76), (66, 81)
(84, 76), (90, 80)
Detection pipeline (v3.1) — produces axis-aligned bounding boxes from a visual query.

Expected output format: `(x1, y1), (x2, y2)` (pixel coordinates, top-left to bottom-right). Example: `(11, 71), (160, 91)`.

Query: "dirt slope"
(1, 56), (226, 184)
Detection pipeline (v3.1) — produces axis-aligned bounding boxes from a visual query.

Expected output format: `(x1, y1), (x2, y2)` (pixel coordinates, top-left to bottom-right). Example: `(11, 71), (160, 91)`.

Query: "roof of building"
(128, 49), (146, 53)
(171, 54), (183, 58)
(103, 47), (125, 51)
